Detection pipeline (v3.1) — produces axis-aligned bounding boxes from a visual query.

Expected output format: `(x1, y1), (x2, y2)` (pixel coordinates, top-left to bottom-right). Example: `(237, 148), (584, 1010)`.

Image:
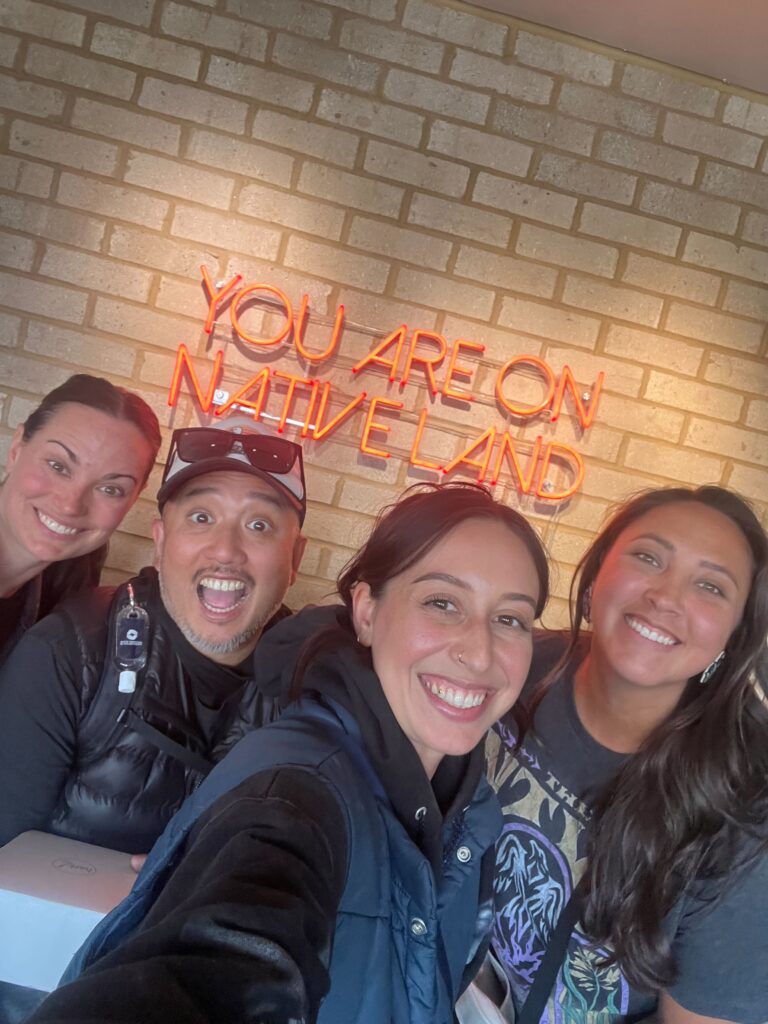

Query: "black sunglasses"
(169, 428), (302, 476)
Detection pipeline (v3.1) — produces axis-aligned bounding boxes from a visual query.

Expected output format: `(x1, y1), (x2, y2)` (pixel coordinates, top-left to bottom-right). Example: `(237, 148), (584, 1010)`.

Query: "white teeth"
(199, 578), (245, 592)
(38, 511), (78, 535)
(425, 679), (487, 709)
(626, 617), (677, 646)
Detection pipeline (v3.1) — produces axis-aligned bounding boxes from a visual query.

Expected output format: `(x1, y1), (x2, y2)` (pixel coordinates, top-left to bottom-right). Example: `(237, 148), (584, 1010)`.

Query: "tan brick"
(0, 270), (87, 323)
(317, 89), (423, 147)
(663, 112), (762, 168)
(24, 321), (136, 375)
(604, 325), (703, 376)
(0, 351), (75, 396)
(498, 297), (600, 349)
(348, 217), (451, 271)
(450, 49), (553, 104)
(40, 245), (152, 302)
(592, 392), (684, 441)
(723, 96), (768, 135)
(579, 462), (661, 502)
(322, 0), (396, 20)
(559, 82), (657, 136)
(723, 281), (768, 321)
(408, 193), (511, 247)
(0, 72), (65, 118)
(597, 131), (698, 184)
(536, 154), (636, 204)
(139, 77), (249, 133)
(160, 2), (267, 59)
(302, 462), (338, 505)
(705, 352), (768, 396)
(61, 0), (153, 25)
(562, 276), (663, 327)
(0, 194), (104, 250)
(428, 121), (531, 177)
(384, 68), (489, 125)
(441, 315), (543, 365)
(701, 161), (768, 208)
(238, 182), (344, 239)
(683, 233), (768, 285)
(108, 225), (223, 279)
(91, 23), (201, 80)
(578, 203), (680, 256)
(57, 172), (168, 230)
(0, 31), (19, 66)
(298, 162), (403, 218)
(92, 296), (194, 350)
(402, 0), (507, 54)
(514, 30), (613, 85)
(625, 437), (725, 484)
(339, 17), (443, 73)
(9, 120), (118, 175)
(0, 0), (84, 45)
(4, 158), (54, 198)
(171, 205), (282, 260)
(492, 102), (594, 156)
(394, 267), (493, 319)
(745, 398), (768, 432)
(154, 276), (212, 318)
(473, 173), (576, 229)
(639, 182), (739, 234)
(727, 463), (768, 503)
(285, 236), (388, 291)
(645, 370), (743, 421)
(186, 128), (293, 187)
(0, 311), (21, 348)
(685, 417), (767, 467)
(665, 303), (763, 354)
(620, 65), (718, 116)
(621, 254), (720, 305)
(71, 98), (181, 155)
(338, 476), (407, 516)
(24, 42), (136, 99)
(454, 245), (557, 299)
(0, 229), (35, 270)
(516, 223), (618, 278)
(742, 212), (768, 247)
(364, 139), (468, 197)
(251, 110), (359, 168)
(125, 152), (234, 210)
(272, 32), (379, 92)
(225, 0), (332, 40)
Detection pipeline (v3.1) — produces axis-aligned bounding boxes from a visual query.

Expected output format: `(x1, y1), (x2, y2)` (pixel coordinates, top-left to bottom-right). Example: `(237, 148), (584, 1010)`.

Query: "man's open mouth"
(197, 576), (248, 614)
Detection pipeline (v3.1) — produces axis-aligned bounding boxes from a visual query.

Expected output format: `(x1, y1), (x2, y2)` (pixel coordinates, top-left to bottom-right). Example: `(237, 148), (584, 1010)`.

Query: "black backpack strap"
(517, 890), (583, 1024)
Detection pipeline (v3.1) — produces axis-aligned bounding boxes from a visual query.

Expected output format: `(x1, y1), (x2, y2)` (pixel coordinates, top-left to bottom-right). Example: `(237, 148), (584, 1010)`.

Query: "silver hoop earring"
(700, 650), (725, 684)
(457, 651), (464, 665)
(583, 586), (592, 625)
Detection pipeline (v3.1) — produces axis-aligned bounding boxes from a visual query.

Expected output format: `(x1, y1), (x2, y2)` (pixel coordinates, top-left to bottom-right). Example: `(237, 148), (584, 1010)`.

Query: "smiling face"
(0, 403), (154, 575)
(588, 501), (753, 696)
(153, 470), (305, 666)
(352, 517), (542, 778)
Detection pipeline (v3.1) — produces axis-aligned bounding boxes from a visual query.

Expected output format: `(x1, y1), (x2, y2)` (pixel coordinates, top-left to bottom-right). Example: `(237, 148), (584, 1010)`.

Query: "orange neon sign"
(167, 269), (606, 501)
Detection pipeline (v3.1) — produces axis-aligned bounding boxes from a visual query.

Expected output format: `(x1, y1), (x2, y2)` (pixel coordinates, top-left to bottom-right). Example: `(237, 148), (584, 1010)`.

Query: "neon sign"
(168, 268), (606, 501)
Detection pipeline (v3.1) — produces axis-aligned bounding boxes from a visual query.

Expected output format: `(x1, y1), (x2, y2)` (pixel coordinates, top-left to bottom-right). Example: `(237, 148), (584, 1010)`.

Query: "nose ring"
(457, 650), (464, 664)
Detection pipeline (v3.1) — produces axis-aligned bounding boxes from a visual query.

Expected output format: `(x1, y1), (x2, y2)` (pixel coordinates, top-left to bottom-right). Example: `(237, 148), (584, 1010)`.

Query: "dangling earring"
(582, 586), (592, 625)
(700, 650), (725, 684)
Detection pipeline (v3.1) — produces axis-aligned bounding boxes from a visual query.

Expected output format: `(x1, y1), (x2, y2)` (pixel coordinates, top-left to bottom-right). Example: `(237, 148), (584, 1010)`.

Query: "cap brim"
(157, 459), (304, 521)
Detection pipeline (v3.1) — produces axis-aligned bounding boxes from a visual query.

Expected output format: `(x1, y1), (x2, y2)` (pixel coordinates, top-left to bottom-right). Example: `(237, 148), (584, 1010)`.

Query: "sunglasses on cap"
(170, 427), (301, 475)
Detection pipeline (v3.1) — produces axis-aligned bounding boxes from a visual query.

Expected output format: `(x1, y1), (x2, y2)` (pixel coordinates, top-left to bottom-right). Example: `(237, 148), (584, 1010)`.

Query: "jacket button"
(456, 845), (472, 863)
(410, 917), (427, 936)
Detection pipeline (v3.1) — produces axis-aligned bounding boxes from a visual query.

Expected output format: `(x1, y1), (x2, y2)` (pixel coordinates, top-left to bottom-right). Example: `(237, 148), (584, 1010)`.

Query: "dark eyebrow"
(47, 440), (138, 484)
(632, 534), (740, 589)
(411, 572), (538, 609)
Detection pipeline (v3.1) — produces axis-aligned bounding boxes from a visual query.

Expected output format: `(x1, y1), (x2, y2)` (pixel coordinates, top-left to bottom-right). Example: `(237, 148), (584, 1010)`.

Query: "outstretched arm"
(27, 768), (349, 1024)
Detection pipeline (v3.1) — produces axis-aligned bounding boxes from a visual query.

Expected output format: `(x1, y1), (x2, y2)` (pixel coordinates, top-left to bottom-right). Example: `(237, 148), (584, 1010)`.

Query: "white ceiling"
(466, 0), (768, 95)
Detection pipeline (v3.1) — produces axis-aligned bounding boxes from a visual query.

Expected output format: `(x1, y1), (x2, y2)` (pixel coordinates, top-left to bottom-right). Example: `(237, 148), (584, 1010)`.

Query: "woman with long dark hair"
(486, 486), (768, 1023)
(27, 483), (548, 1024)
(0, 374), (161, 660)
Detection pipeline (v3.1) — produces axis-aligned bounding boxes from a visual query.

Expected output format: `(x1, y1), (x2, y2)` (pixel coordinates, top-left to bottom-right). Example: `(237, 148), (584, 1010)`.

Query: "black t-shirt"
(487, 640), (768, 1023)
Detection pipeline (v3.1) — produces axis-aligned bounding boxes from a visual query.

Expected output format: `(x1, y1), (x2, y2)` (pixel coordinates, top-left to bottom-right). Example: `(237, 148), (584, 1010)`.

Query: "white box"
(0, 831), (135, 991)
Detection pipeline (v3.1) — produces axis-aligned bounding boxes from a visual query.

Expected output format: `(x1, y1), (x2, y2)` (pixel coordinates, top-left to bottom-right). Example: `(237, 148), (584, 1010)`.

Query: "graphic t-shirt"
(488, 639), (768, 1024)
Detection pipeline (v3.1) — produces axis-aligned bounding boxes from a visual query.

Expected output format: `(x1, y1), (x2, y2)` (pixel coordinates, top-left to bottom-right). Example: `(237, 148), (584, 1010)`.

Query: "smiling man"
(0, 418), (307, 858)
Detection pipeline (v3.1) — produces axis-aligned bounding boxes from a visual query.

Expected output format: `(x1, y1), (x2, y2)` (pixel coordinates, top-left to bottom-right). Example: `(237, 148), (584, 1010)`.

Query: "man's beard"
(158, 572), (279, 661)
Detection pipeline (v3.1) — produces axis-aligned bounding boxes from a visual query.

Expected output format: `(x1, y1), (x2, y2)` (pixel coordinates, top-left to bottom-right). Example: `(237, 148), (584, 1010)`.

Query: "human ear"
(289, 534), (307, 585)
(5, 425), (25, 474)
(351, 581), (375, 647)
(151, 517), (165, 571)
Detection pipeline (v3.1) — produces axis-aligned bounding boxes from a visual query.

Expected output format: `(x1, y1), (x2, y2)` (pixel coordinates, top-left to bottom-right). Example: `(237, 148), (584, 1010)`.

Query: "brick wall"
(1, 0), (766, 626)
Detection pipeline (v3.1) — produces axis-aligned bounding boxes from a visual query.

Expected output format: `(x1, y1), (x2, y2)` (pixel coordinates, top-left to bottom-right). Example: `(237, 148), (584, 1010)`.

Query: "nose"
(645, 570), (684, 613)
(53, 481), (90, 519)
(452, 617), (494, 675)
(203, 521), (247, 566)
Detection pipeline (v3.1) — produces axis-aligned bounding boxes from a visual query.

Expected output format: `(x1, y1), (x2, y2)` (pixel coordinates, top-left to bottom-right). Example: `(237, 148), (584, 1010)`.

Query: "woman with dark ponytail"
(0, 374), (160, 660)
(487, 485), (768, 1024)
